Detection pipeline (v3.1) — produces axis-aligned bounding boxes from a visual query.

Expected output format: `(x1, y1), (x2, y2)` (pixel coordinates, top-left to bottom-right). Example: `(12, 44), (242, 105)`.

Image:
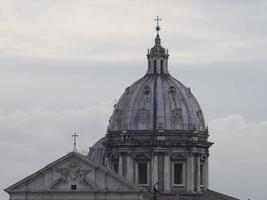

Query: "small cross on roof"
(72, 132), (79, 152)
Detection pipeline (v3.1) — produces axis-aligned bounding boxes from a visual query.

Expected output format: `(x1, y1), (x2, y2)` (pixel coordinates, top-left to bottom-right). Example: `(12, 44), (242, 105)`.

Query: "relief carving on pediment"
(50, 159), (98, 190)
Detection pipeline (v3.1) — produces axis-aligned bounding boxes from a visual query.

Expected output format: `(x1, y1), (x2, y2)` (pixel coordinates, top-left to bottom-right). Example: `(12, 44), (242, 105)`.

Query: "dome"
(88, 21), (212, 195)
(87, 137), (107, 164)
(109, 74), (205, 132)
(106, 27), (205, 133)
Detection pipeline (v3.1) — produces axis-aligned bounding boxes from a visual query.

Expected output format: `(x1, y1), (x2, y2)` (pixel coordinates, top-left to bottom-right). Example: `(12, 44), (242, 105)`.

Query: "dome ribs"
(152, 74), (158, 130)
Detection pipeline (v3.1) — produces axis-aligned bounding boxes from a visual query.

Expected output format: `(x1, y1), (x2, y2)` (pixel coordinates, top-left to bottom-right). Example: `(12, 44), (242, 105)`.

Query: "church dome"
(108, 33), (205, 132)
(109, 74), (205, 132)
(88, 19), (212, 196)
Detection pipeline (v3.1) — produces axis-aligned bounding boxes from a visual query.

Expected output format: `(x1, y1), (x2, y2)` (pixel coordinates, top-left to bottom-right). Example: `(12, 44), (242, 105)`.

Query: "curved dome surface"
(87, 137), (107, 164)
(109, 74), (205, 132)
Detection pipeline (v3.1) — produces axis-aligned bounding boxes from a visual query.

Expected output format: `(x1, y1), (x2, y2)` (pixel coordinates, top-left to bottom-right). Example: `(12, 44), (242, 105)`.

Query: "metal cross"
(72, 132), (79, 152)
(154, 16), (162, 33)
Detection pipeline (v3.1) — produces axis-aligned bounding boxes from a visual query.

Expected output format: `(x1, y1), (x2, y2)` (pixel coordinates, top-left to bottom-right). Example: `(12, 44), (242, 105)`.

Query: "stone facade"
(5, 152), (143, 200)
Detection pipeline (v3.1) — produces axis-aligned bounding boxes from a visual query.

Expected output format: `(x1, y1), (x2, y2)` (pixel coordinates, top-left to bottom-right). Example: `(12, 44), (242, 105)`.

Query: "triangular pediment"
(5, 152), (141, 193)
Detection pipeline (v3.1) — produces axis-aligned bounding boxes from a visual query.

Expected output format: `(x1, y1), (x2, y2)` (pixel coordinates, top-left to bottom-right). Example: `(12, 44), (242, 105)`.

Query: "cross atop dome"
(154, 16), (162, 34)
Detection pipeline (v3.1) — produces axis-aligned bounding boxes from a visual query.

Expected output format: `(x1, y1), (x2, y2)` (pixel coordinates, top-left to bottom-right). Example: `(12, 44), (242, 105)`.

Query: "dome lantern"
(146, 16), (169, 74)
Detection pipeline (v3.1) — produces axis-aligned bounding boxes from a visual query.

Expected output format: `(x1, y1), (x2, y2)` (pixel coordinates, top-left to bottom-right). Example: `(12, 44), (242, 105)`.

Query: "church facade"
(5, 20), (239, 200)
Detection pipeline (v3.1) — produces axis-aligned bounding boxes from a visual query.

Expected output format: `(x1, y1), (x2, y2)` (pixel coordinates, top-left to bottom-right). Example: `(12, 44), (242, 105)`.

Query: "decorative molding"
(50, 159), (97, 190)
(110, 153), (119, 160)
(137, 108), (151, 124)
(134, 153), (151, 161)
(170, 153), (187, 161)
(171, 108), (183, 129)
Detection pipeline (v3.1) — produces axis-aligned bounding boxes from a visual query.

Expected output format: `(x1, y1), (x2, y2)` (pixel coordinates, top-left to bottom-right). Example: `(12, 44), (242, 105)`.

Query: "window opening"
(160, 60), (163, 74)
(173, 163), (184, 185)
(113, 162), (119, 173)
(138, 162), (148, 184)
(71, 185), (77, 190)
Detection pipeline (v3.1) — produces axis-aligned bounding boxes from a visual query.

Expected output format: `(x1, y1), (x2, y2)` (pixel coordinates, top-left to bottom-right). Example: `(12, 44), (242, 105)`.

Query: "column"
(196, 155), (201, 193)
(163, 154), (170, 192)
(119, 154), (123, 176)
(152, 154), (158, 189)
(204, 157), (209, 190)
(186, 155), (190, 192)
(126, 155), (133, 181)
(187, 153), (194, 192)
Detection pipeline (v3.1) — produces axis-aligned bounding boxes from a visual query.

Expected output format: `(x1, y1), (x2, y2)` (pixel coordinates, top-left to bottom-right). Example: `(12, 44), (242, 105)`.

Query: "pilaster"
(119, 154), (123, 176)
(163, 154), (170, 192)
(187, 153), (194, 192)
(126, 155), (134, 181)
(196, 155), (201, 193)
(152, 154), (158, 189)
(204, 157), (209, 190)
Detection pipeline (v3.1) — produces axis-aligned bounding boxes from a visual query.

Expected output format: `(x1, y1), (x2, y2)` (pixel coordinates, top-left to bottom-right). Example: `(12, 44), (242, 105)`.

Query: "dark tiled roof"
(201, 190), (239, 200)
(158, 190), (239, 200)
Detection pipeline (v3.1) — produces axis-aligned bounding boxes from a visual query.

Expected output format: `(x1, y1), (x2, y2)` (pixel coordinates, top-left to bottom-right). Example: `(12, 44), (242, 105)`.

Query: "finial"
(154, 16), (162, 34)
(72, 132), (79, 152)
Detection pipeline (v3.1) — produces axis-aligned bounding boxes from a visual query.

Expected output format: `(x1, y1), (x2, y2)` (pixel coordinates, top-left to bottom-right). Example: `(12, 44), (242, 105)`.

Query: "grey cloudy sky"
(0, 0), (267, 200)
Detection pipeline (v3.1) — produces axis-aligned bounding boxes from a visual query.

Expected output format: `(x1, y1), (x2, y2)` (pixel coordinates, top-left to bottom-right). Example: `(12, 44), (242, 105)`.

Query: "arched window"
(169, 86), (176, 95)
(143, 87), (150, 95)
(111, 155), (119, 173)
(160, 60), (163, 74)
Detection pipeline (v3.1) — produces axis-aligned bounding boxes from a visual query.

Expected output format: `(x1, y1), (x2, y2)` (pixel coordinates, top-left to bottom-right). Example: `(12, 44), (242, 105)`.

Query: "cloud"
(209, 115), (267, 200)
(0, 0), (266, 64)
(0, 103), (113, 200)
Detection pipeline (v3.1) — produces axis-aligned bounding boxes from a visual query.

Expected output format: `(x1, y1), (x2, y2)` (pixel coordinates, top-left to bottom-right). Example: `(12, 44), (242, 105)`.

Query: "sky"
(0, 0), (267, 200)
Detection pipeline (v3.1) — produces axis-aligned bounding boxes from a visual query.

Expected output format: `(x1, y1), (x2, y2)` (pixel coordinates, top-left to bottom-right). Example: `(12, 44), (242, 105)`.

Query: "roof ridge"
(5, 151), (141, 193)
(5, 151), (78, 192)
